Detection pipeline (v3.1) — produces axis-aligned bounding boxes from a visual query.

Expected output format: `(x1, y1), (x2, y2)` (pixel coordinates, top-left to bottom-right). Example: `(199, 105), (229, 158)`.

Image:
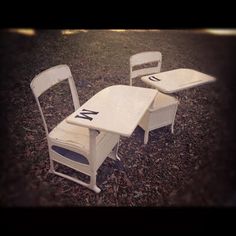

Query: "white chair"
(130, 51), (179, 144)
(30, 65), (120, 193)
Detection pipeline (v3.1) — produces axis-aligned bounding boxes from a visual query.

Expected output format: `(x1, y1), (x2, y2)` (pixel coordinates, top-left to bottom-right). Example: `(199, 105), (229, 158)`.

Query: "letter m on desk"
(75, 109), (99, 121)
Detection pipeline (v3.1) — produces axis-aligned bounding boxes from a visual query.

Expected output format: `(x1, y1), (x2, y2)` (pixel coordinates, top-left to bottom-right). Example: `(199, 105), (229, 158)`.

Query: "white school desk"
(66, 85), (157, 137)
(141, 68), (216, 93)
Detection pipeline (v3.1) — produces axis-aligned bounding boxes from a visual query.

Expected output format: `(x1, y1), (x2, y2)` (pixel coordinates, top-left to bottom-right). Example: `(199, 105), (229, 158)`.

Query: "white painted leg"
(115, 138), (121, 161)
(52, 170), (101, 193)
(49, 158), (55, 173)
(90, 172), (101, 193)
(108, 137), (121, 161)
(171, 103), (178, 134)
(89, 129), (101, 193)
(171, 123), (174, 134)
(144, 130), (149, 145)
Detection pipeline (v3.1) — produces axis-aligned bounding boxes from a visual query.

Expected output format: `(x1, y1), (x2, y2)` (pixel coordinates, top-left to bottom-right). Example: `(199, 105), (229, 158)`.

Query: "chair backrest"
(130, 51), (162, 86)
(30, 64), (80, 136)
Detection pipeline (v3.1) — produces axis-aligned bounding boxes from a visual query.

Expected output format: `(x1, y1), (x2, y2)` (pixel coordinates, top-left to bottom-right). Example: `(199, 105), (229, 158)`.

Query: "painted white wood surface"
(141, 68), (216, 93)
(66, 85), (157, 137)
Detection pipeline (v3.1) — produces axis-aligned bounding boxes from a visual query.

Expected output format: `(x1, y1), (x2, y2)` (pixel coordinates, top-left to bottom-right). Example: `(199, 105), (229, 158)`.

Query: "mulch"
(0, 29), (236, 206)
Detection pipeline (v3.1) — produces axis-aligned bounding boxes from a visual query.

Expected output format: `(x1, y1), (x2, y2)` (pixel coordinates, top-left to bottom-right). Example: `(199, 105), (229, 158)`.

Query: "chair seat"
(49, 119), (107, 154)
(149, 92), (178, 111)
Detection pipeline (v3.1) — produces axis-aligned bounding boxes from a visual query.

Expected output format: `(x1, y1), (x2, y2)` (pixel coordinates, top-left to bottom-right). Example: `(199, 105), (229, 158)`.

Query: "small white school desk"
(141, 68), (216, 93)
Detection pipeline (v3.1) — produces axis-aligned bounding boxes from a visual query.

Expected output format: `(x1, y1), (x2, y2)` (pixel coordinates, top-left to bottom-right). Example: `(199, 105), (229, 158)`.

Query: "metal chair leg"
(144, 130), (149, 144)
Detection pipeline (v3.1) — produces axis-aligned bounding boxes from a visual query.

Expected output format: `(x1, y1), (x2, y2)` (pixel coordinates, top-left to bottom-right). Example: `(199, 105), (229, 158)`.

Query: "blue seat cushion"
(52, 146), (89, 165)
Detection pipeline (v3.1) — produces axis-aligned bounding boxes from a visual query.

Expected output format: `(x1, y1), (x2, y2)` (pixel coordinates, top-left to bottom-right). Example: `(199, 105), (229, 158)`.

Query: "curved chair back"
(30, 64), (80, 136)
(130, 51), (162, 85)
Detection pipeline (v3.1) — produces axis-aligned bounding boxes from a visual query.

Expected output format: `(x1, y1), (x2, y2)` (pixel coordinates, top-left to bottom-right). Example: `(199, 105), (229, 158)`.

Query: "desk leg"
(108, 137), (121, 161)
(115, 138), (121, 161)
(89, 129), (101, 193)
(143, 99), (155, 144)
